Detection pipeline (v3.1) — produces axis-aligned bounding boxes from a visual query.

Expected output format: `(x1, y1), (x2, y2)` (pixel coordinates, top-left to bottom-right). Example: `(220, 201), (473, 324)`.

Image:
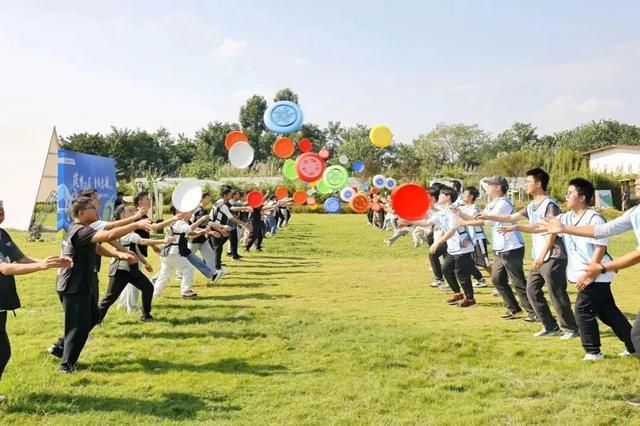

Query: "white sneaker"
(583, 352), (605, 361)
(384, 239), (391, 247)
(491, 289), (500, 297)
(0, 395), (6, 404)
(430, 279), (443, 288)
(619, 350), (635, 357)
(439, 284), (452, 291)
(473, 278), (487, 288)
(560, 331), (580, 340)
(217, 268), (229, 277)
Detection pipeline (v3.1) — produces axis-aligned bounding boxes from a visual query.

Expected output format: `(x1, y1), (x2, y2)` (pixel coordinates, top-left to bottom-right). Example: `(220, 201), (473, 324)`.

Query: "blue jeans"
(186, 252), (215, 278)
(269, 216), (277, 236)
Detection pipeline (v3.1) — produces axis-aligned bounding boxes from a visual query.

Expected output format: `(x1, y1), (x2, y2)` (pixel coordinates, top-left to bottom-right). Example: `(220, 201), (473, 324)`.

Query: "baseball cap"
(484, 176), (509, 193)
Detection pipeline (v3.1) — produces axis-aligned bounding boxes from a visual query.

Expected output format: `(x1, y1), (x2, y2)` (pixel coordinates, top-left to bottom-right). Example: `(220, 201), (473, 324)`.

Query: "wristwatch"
(599, 263), (607, 274)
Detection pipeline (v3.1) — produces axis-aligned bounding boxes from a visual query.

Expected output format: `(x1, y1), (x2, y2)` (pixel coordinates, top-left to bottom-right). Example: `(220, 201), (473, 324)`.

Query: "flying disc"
(264, 101), (304, 134)
(324, 197), (341, 214)
(246, 191), (264, 208)
(352, 160), (365, 173)
(372, 174), (386, 189)
(275, 186), (289, 200)
(283, 159), (298, 180)
(349, 193), (371, 214)
(323, 165), (349, 190)
(318, 148), (331, 160)
(340, 187), (356, 202)
(292, 190), (307, 205)
(360, 182), (369, 191)
(298, 138), (313, 153)
(369, 125), (393, 148)
(385, 178), (398, 190)
(295, 152), (325, 182)
(273, 137), (295, 159)
(306, 197), (317, 206)
(171, 181), (202, 213)
(228, 142), (254, 169)
(316, 178), (333, 194)
(391, 183), (431, 221)
(224, 130), (248, 151)
(371, 187), (380, 196)
(338, 155), (349, 165)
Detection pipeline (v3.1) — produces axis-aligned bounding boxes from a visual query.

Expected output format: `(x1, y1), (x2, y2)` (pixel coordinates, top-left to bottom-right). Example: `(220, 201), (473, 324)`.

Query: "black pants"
(470, 264), (483, 281)
(427, 234), (446, 281)
(526, 258), (578, 332)
(492, 247), (535, 315)
(376, 210), (385, 228)
(228, 227), (239, 258)
(0, 312), (10, 380)
(99, 269), (153, 320)
(246, 227), (264, 251)
(442, 252), (475, 300)
(575, 283), (634, 354)
(60, 292), (101, 368)
(210, 236), (229, 270)
(367, 210), (374, 225)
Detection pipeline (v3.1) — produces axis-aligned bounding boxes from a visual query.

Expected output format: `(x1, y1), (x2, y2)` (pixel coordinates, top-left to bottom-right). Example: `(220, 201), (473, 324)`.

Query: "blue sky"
(1, 0), (639, 142)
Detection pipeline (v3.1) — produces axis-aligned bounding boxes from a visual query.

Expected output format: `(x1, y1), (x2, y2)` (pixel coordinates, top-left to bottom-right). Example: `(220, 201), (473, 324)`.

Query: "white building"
(584, 145), (640, 174)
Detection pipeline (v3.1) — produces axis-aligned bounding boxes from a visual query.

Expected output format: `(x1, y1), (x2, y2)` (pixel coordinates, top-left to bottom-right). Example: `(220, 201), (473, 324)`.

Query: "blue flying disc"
(352, 160), (365, 173)
(263, 101), (304, 134)
(324, 197), (341, 214)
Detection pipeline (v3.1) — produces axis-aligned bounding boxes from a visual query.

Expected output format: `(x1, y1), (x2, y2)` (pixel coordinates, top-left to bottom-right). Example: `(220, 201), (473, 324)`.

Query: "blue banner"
(57, 149), (117, 231)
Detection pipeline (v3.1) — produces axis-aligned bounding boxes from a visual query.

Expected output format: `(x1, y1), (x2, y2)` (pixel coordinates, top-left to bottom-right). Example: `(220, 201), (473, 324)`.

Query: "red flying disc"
(370, 187), (380, 195)
(272, 137), (295, 159)
(246, 191), (264, 208)
(349, 193), (371, 214)
(292, 190), (307, 205)
(298, 138), (313, 153)
(306, 197), (317, 206)
(391, 183), (431, 221)
(275, 186), (289, 200)
(294, 152), (326, 183)
(225, 130), (248, 151)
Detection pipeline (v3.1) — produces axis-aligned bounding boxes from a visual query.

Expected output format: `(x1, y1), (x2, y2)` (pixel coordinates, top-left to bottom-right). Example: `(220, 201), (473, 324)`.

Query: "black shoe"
(523, 313), (539, 323)
(48, 344), (63, 359)
(59, 363), (77, 374)
(256, 248), (263, 252)
(501, 310), (523, 320)
(139, 315), (154, 322)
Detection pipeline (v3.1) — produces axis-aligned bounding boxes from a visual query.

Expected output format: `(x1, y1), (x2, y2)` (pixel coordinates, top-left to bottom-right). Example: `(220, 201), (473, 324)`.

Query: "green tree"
(274, 88), (299, 103)
(239, 95), (269, 160)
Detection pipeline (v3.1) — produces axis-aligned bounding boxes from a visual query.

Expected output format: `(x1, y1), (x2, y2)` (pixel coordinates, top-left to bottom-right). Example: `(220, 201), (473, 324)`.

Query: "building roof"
(582, 144), (640, 155)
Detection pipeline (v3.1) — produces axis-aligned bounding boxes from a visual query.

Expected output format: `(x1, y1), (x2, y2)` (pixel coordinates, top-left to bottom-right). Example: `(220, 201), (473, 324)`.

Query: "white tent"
(0, 126), (59, 230)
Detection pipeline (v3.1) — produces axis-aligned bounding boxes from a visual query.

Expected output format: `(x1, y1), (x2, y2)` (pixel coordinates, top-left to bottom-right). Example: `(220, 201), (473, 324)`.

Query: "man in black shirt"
(54, 196), (151, 373)
(0, 200), (71, 401)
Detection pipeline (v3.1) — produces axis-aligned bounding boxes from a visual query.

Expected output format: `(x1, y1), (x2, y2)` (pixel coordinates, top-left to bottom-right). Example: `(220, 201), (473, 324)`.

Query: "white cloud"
(533, 96), (624, 133)
(216, 38), (246, 56)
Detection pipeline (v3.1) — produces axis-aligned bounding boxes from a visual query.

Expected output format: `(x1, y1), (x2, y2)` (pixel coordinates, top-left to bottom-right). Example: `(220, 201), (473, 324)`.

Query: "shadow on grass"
(104, 330), (267, 340)
(88, 357), (289, 376)
(196, 293), (293, 301)
(157, 303), (254, 310)
(159, 313), (255, 326)
(215, 282), (280, 288)
(7, 391), (241, 420)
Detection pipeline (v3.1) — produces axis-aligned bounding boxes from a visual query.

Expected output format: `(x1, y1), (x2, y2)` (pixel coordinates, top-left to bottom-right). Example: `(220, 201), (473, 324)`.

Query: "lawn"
(1, 213), (640, 425)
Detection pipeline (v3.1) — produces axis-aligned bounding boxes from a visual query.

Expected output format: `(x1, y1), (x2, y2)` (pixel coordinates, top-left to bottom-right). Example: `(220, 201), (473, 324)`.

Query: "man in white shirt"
(209, 186), (251, 274)
(458, 176), (536, 321)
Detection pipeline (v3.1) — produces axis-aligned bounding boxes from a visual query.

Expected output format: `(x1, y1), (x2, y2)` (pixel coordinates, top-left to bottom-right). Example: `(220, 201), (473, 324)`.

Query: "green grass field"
(1, 214), (640, 425)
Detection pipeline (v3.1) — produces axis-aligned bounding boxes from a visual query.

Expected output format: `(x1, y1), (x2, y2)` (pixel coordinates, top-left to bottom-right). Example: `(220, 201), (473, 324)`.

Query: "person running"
(0, 200), (72, 401)
(482, 168), (579, 339)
